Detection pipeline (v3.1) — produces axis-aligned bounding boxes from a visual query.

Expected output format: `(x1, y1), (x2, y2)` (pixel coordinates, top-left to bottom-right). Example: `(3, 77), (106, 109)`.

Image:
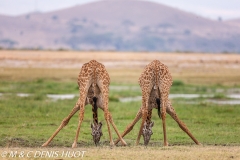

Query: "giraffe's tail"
(156, 98), (161, 118)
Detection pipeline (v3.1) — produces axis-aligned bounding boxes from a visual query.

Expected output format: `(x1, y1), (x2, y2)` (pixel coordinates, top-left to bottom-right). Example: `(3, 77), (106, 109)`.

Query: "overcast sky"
(0, 0), (239, 20)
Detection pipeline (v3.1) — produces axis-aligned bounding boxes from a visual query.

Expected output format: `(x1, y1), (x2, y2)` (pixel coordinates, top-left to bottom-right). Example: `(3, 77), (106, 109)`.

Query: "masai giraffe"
(115, 60), (200, 146)
(42, 60), (127, 148)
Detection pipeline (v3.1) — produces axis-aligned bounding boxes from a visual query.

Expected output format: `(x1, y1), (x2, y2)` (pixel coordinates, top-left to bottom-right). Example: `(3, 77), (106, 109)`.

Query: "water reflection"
(1, 93), (240, 105)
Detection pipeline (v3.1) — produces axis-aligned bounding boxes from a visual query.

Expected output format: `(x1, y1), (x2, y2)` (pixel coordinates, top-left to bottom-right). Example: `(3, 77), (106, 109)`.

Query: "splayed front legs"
(115, 99), (200, 146)
(42, 100), (80, 147)
(72, 105), (85, 148)
(104, 109), (127, 147)
(114, 109), (142, 144)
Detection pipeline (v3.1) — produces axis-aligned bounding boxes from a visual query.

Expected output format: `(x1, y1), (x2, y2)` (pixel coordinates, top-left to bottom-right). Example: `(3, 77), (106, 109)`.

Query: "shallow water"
(17, 93), (31, 97)
(119, 96), (142, 102)
(1, 93), (240, 105)
(0, 93), (77, 100)
(228, 94), (240, 99)
(169, 94), (211, 99)
(46, 94), (76, 100)
(207, 99), (240, 105)
(109, 86), (140, 91)
(119, 94), (240, 105)
(119, 94), (213, 102)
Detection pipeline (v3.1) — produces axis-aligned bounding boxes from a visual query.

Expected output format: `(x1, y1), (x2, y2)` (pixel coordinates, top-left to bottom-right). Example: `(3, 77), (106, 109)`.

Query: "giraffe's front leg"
(72, 105), (85, 148)
(42, 101), (80, 147)
(108, 113), (127, 146)
(136, 108), (148, 145)
(104, 109), (114, 147)
(115, 108), (142, 145)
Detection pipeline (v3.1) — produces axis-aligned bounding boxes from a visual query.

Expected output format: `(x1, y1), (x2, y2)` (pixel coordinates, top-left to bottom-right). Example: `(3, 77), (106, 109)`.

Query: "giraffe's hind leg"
(114, 108), (142, 145)
(166, 99), (200, 145)
(42, 100), (80, 147)
(161, 98), (168, 146)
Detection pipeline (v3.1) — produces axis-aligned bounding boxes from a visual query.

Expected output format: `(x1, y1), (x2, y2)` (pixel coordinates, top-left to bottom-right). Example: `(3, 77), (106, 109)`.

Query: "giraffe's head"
(142, 121), (154, 146)
(91, 122), (103, 146)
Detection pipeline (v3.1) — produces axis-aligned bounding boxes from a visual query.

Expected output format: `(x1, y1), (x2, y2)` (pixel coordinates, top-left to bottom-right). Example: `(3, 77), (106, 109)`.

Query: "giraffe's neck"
(146, 110), (152, 124)
(92, 63), (98, 124)
(92, 97), (98, 124)
(156, 98), (161, 118)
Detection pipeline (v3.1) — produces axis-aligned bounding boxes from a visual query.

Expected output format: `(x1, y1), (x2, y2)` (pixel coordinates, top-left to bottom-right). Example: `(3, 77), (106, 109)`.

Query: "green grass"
(0, 79), (79, 94)
(0, 79), (235, 96)
(0, 91), (240, 147)
(0, 77), (239, 147)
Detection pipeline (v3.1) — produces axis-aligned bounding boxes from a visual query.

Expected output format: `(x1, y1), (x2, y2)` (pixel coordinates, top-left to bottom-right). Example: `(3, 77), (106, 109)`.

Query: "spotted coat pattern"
(115, 60), (200, 146)
(42, 60), (127, 148)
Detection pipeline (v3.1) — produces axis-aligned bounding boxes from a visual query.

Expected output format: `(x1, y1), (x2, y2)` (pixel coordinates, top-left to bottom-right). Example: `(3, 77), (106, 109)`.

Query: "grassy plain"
(1, 93), (240, 146)
(0, 50), (240, 159)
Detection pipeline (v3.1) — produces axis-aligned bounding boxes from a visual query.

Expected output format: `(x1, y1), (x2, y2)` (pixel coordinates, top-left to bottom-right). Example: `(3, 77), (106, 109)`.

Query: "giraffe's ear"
(144, 121), (147, 125)
(91, 123), (94, 129)
(98, 122), (103, 130)
(143, 121), (147, 128)
(150, 121), (154, 127)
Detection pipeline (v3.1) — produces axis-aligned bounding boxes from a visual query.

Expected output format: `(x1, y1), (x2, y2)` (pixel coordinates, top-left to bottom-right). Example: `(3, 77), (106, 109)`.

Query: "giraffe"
(115, 60), (200, 146)
(42, 60), (127, 148)
(90, 96), (103, 146)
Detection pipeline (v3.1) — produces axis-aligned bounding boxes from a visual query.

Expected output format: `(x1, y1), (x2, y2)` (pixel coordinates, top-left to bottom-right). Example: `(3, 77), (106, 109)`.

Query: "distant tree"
(184, 29), (191, 35)
(218, 17), (222, 22)
(25, 15), (30, 19)
(52, 15), (58, 20)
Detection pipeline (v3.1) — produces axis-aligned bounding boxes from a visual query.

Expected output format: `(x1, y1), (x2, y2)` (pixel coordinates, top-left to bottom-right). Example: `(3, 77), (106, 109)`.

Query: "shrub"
(172, 80), (184, 86)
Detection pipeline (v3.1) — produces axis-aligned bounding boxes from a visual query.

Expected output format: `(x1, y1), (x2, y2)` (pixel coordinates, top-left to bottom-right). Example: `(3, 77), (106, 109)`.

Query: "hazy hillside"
(0, 0), (240, 52)
(227, 18), (240, 27)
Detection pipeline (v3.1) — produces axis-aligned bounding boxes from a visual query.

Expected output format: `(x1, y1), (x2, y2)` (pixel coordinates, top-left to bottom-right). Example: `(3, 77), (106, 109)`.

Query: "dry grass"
(0, 146), (239, 160)
(0, 67), (79, 82)
(1, 50), (240, 85)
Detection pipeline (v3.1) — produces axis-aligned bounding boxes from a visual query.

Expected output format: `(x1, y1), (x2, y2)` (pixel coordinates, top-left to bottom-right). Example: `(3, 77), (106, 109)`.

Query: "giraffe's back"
(77, 60), (110, 108)
(138, 60), (172, 97)
(78, 60), (110, 87)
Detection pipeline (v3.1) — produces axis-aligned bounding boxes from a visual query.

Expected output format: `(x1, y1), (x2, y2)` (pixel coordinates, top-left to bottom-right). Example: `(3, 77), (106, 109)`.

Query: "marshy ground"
(0, 50), (240, 159)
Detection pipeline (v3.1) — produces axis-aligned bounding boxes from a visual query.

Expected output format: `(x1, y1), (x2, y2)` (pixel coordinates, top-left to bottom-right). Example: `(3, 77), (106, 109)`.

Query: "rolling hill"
(227, 18), (240, 27)
(0, 0), (240, 52)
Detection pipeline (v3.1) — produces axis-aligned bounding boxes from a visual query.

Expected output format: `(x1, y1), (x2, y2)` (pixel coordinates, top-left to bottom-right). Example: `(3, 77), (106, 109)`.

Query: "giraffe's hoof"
(72, 142), (77, 148)
(135, 142), (139, 146)
(110, 141), (115, 148)
(41, 142), (48, 147)
(121, 140), (127, 146)
(114, 139), (120, 145)
(164, 142), (169, 146)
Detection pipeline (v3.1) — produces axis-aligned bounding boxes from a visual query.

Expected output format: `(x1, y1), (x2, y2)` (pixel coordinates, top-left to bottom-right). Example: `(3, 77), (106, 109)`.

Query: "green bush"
(172, 80), (184, 86)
